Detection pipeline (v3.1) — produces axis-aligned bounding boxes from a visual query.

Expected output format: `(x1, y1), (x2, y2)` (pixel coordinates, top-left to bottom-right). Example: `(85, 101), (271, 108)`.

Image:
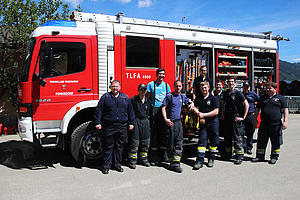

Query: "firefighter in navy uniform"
(252, 82), (288, 164)
(221, 77), (249, 165)
(242, 82), (259, 154)
(193, 81), (220, 169)
(94, 80), (135, 174)
(162, 80), (193, 173)
(128, 84), (151, 169)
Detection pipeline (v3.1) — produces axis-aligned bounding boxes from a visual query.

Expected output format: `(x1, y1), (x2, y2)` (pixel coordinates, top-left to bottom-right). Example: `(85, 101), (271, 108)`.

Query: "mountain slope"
(279, 60), (300, 81)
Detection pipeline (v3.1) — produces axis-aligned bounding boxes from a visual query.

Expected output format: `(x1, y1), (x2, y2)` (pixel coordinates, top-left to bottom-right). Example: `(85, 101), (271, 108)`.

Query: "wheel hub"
(81, 132), (102, 158)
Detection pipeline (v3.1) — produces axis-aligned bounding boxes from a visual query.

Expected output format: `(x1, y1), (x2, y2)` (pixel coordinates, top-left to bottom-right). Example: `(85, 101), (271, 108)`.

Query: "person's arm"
(202, 108), (219, 118)
(146, 82), (153, 102)
(282, 108), (288, 130)
(162, 105), (174, 127)
(242, 100), (249, 119)
(94, 96), (105, 130)
(127, 98), (135, 131)
(236, 100), (249, 122)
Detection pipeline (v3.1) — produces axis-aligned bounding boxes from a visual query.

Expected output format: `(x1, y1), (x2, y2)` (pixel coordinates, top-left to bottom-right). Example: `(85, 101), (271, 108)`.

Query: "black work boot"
(128, 161), (136, 169)
(269, 158), (277, 164)
(234, 159), (242, 165)
(161, 150), (169, 162)
(207, 159), (214, 168)
(222, 152), (232, 161)
(170, 162), (183, 173)
(140, 159), (150, 167)
(193, 159), (203, 170)
(251, 155), (265, 162)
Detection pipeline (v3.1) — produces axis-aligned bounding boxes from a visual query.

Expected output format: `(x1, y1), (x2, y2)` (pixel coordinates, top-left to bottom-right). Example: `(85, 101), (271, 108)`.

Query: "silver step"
(37, 131), (60, 148)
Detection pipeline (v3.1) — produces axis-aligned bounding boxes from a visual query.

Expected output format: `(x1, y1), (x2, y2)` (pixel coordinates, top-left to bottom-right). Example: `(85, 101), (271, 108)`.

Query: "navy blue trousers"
(243, 114), (255, 151)
(197, 118), (219, 161)
(256, 122), (283, 159)
(102, 124), (127, 169)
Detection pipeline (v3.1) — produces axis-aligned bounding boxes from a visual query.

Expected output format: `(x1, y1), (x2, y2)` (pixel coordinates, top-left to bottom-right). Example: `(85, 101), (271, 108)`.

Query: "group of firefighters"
(94, 66), (289, 174)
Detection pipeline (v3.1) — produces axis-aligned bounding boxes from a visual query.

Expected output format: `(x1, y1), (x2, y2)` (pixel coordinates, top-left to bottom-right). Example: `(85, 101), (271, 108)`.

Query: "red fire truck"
(17, 11), (288, 165)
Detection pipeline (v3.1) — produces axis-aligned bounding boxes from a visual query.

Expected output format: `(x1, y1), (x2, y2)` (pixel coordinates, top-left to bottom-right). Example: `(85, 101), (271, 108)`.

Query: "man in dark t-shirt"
(221, 78), (249, 165)
(193, 65), (213, 101)
(193, 81), (220, 169)
(252, 82), (288, 164)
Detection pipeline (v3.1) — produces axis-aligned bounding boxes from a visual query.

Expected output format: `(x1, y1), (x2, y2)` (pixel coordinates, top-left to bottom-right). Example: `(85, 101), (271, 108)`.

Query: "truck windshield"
(19, 38), (36, 82)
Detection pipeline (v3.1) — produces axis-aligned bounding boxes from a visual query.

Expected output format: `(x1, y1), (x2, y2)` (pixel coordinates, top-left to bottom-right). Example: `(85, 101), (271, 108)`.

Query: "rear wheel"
(70, 121), (103, 166)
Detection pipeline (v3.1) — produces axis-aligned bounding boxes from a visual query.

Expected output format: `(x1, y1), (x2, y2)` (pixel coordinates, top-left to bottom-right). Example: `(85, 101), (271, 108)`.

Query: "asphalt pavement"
(0, 114), (299, 200)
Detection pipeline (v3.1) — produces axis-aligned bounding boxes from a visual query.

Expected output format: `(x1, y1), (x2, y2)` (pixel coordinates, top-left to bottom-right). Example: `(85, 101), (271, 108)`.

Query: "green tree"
(0, 0), (81, 108)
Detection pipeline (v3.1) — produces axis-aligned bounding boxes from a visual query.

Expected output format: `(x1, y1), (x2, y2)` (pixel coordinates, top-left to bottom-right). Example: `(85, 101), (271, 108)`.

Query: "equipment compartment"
(254, 52), (277, 94)
(216, 50), (248, 78)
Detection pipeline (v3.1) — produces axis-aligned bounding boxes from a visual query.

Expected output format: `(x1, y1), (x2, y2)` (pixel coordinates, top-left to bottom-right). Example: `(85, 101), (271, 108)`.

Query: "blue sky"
(63, 0), (300, 63)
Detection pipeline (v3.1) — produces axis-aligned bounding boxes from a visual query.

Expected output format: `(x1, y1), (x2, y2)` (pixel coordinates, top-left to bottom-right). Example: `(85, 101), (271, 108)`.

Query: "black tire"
(70, 121), (103, 166)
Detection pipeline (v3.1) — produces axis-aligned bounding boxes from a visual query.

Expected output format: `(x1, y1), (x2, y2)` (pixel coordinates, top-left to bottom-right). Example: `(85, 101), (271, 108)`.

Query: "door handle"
(78, 88), (92, 93)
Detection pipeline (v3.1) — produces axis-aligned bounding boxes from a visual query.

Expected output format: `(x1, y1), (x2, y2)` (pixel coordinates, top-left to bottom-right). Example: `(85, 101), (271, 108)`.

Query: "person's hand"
(282, 121), (288, 130)
(95, 124), (102, 130)
(188, 102), (194, 110)
(198, 112), (205, 119)
(165, 118), (174, 127)
(128, 124), (134, 131)
(235, 117), (244, 122)
(200, 118), (206, 124)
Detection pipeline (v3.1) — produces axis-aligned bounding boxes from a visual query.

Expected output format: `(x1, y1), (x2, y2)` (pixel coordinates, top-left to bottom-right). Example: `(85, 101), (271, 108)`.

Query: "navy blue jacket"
(243, 91), (259, 113)
(94, 92), (135, 126)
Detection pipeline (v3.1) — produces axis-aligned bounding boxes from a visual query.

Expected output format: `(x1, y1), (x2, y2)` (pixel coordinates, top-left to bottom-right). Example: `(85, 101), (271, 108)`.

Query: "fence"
(284, 96), (300, 113)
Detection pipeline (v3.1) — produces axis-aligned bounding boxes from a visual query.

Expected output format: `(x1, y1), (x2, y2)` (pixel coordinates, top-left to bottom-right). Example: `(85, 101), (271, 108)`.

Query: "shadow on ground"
(0, 139), (257, 171)
(0, 140), (81, 170)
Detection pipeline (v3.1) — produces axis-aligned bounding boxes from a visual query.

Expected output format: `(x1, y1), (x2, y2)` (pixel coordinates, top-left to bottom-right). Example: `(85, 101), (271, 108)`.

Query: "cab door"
(32, 37), (96, 121)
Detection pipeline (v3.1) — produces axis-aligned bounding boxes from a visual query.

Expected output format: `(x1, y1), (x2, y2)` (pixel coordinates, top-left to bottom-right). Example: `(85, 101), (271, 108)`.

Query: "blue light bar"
(40, 20), (77, 27)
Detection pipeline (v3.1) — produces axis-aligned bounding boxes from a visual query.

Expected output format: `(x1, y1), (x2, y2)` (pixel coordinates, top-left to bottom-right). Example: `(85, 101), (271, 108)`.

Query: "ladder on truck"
(69, 11), (289, 41)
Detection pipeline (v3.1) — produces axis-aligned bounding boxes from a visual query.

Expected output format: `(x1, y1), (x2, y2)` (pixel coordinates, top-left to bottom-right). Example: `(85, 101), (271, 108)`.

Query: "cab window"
(39, 42), (86, 78)
(126, 36), (159, 68)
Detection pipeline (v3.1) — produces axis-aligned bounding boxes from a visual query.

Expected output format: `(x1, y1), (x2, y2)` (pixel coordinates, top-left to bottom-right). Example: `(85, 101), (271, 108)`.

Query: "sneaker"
(251, 157), (265, 162)
(128, 162), (136, 169)
(269, 158), (277, 164)
(207, 159), (214, 168)
(234, 159), (242, 165)
(193, 160), (203, 170)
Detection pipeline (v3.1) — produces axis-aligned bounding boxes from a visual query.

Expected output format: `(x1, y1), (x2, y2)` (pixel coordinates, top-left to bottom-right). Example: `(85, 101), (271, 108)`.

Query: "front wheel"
(70, 121), (103, 166)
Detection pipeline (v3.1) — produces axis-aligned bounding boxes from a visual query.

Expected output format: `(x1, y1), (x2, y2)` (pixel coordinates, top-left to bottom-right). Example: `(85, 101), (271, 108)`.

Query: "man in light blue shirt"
(147, 68), (171, 165)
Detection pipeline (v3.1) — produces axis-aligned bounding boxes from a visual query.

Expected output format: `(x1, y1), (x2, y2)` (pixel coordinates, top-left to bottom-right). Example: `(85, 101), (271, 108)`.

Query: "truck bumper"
(18, 116), (34, 142)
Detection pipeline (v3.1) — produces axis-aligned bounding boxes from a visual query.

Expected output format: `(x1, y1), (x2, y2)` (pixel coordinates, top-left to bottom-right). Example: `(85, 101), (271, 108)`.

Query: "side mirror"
(40, 79), (47, 87)
(33, 73), (46, 87)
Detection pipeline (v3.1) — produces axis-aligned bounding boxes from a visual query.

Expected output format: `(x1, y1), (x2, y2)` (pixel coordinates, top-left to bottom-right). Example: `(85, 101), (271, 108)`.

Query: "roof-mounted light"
(41, 20), (77, 28)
